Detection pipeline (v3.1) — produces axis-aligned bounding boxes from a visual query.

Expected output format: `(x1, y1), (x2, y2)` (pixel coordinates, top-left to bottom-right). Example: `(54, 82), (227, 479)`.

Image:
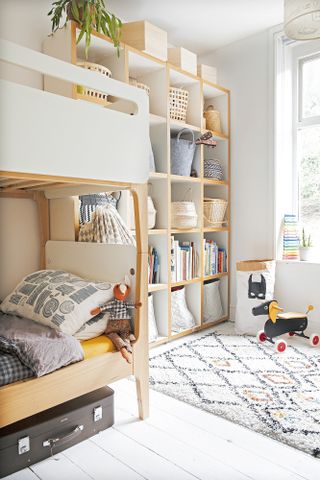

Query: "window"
(296, 54), (320, 248)
(274, 34), (320, 259)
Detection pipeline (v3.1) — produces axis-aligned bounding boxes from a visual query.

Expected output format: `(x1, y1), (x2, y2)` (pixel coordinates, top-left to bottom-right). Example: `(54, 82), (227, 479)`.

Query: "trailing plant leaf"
(48, 0), (122, 58)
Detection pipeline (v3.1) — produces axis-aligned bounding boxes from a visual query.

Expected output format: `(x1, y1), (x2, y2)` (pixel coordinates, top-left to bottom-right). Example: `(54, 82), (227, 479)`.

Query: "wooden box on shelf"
(197, 64), (217, 84)
(168, 47), (197, 75)
(121, 21), (168, 61)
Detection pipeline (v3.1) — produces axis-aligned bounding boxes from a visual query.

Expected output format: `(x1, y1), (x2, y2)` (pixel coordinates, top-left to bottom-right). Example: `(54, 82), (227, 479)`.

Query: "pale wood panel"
(91, 426), (197, 480)
(0, 353), (131, 428)
(31, 453), (91, 480)
(115, 380), (312, 480)
(114, 408), (249, 480)
(63, 440), (143, 480)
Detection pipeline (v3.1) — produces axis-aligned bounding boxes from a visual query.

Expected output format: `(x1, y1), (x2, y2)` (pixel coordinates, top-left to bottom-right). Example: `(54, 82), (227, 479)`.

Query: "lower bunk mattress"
(0, 312), (114, 387)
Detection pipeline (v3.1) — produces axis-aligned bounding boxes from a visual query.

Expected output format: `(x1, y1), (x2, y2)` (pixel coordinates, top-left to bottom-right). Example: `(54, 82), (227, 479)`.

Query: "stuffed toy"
(91, 282), (141, 363)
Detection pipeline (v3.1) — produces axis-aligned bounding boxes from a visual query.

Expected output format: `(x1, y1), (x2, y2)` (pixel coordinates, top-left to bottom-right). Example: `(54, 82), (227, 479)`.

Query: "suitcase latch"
(18, 436), (30, 455)
(93, 406), (103, 422)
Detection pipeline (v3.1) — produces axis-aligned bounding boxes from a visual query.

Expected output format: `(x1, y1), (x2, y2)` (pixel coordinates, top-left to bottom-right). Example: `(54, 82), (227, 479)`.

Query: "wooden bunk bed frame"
(0, 40), (149, 427)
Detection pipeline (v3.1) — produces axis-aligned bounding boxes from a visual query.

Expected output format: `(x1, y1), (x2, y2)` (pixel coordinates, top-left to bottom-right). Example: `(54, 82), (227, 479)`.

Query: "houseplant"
(300, 228), (313, 261)
(48, 0), (122, 58)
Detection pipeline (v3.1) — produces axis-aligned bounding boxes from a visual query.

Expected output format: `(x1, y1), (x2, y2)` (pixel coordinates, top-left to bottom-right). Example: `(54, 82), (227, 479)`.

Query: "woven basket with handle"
(203, 198), (228, 228)
(169, 87), (189, 122)
(129, 78), (150, 96)
(77, 61), (112, 104)
(204, 105), (221, 132)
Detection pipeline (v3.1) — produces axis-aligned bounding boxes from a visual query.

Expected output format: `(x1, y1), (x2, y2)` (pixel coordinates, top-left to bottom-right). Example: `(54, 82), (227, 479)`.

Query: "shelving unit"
(43, 21), (231, 347)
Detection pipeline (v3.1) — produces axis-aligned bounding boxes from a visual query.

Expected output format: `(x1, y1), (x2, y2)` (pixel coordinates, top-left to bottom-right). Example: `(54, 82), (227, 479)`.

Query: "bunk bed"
(0, 39), (149, 427)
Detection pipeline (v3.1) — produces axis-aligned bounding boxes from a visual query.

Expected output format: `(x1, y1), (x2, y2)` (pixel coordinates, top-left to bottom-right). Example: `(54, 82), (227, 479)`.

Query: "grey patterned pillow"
(74, 312), (109, 340)
(0, 270), (114, 335)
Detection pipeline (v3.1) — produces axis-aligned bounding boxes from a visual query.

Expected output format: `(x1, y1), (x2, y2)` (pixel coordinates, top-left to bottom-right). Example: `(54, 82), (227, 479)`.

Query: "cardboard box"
(168, 47), (197, 75)
(197, 64), (217, 84)
(121, 21), (167, 61)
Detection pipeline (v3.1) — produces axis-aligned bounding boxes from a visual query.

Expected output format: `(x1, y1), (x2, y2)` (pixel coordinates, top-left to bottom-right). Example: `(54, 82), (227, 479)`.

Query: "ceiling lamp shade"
(284, 0), (320, 40)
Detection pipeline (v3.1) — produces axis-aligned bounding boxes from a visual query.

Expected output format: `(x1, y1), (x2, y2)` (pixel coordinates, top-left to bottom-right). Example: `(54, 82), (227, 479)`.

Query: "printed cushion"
(74, 312), (109, 341)
(171, 286), (195, 333)
(0, 270), (114, 335)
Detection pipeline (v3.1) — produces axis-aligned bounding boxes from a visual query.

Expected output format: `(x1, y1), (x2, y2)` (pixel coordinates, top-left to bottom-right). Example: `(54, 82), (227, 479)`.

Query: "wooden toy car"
(252, 300), (319, 353)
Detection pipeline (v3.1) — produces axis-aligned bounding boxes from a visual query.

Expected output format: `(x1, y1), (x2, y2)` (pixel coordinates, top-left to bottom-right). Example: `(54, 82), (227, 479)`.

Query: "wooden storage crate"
(197, 64), (217, 84)
(121, 21), (167, 61)
(168, 47), (197, 75)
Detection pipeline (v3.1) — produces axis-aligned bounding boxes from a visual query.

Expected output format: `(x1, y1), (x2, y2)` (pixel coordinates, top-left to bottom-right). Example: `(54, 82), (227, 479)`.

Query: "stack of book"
(170, 237), (198, 282)
(148, 246), (160, 284)
(204, 239), (227, 276)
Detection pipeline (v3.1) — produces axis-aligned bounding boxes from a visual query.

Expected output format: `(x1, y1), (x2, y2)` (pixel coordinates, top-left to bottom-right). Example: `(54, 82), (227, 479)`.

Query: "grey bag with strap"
(170, 128), (196, 176)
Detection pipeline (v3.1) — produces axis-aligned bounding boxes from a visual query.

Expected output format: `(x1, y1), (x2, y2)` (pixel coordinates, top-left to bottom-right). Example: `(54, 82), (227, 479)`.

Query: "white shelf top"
(202, 81), (228, 99)
(128, 50), (165, 78)
(77, 30), (121, 63)
(169, 66), (199, 87)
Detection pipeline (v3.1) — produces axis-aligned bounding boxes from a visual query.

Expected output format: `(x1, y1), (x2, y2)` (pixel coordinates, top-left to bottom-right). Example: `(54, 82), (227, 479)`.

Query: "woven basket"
(129, 78), (150, 96)
(203, 198), (228, 228)
(204, 105), (221, 132)
(171, 201), (198, 229)
(204, 158), (224, 180)
(77, 61), (112, 104)
(169, 87), (189, 122)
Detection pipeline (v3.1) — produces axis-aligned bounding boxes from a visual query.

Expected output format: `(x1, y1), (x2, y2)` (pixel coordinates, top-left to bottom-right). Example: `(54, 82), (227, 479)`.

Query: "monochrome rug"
(149, 322), (320, 457)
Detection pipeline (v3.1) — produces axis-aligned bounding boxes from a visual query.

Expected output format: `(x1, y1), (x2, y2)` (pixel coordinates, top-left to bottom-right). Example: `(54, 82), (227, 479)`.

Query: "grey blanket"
(0, 313), (84, 378)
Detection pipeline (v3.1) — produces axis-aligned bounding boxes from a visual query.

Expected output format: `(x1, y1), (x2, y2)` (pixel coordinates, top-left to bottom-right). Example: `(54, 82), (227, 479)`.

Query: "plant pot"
(299, 247), (314, 261)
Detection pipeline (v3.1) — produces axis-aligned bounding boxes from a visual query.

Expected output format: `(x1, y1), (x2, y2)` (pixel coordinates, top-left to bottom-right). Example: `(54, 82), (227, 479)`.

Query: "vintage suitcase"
(0, 386), (114, 478)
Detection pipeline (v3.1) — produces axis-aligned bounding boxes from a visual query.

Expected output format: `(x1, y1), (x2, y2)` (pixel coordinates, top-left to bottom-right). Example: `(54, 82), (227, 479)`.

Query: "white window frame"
(273, 32), (320, 260)
(292, 47), (320, 216)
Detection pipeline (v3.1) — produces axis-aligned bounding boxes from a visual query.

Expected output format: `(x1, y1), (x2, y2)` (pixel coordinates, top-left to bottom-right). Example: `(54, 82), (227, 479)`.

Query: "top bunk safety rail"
(0, 39), (149, 186)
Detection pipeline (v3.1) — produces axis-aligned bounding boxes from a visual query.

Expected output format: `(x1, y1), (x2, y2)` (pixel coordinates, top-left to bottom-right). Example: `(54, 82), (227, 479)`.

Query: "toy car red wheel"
(310, 334), (319, 347)
(275, 339), (287, 353)
(288, 331), (295, 337)
(257, 330), (267, 343)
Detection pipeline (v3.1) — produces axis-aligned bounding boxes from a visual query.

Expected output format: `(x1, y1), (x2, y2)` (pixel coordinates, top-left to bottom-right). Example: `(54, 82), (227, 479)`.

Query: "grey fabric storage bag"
(170, 128), (196, 176)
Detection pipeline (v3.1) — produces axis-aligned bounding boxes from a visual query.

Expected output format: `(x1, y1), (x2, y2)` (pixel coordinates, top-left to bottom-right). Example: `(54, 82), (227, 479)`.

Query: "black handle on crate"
(42, 425), (84, 448)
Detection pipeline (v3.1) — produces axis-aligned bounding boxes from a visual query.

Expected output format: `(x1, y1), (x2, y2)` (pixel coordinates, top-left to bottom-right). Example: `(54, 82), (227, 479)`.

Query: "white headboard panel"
(45, 241), (137, 288)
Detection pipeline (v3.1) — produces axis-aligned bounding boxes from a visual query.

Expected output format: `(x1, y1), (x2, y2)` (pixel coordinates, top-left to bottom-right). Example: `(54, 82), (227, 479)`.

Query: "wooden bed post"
(32, 191), (50, 269)
(131, 182), (149, 419)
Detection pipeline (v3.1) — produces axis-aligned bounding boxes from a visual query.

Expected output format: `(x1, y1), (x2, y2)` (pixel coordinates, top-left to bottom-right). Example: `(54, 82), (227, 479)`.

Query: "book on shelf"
(170, 236), (198, 282)
(148, 245), (160, 284)
(203, 239), (227, 276)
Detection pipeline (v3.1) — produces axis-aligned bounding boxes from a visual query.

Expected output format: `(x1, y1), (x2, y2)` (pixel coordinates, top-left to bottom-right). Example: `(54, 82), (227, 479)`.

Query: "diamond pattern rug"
(149, 322), (320, 457)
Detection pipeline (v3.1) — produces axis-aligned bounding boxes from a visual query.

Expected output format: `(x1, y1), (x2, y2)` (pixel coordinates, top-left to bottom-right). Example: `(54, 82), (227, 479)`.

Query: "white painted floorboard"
(4, 328), (320, 480)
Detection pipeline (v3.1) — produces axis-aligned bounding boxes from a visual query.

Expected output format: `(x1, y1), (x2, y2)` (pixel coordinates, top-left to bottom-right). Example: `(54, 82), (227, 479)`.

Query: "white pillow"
(74, 312), (109, 341)
(0, 270), (114, 335)
(203, 279), (223, 323)
(148, 294), (158, 342)
(171, 287), (195, 333)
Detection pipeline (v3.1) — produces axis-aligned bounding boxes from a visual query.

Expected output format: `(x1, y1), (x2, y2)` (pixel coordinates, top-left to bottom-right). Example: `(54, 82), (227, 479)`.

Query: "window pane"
(298, 125), (320, 249)
(302, 56), (320, 118)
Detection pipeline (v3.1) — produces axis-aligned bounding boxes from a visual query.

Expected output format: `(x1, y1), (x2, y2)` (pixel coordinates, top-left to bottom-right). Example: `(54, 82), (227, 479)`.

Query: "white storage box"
(168, 47), (197, 75)
(197, 64), (217, 84)
(121, 21), (167, 61)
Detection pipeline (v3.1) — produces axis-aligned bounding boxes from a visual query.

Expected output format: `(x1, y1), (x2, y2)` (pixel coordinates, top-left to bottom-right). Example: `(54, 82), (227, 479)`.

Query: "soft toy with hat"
(91, 277), (141, 363)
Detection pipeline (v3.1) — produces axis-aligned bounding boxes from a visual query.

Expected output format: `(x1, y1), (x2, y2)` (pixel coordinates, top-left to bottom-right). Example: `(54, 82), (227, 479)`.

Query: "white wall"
(201, 30), (320, 332)
(0, 0), (52, 299)
(201, 30), (274, 312)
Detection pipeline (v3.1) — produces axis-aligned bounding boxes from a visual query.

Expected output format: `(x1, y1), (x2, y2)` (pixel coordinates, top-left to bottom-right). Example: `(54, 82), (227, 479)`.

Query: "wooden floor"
(6, 329), (320, 480)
